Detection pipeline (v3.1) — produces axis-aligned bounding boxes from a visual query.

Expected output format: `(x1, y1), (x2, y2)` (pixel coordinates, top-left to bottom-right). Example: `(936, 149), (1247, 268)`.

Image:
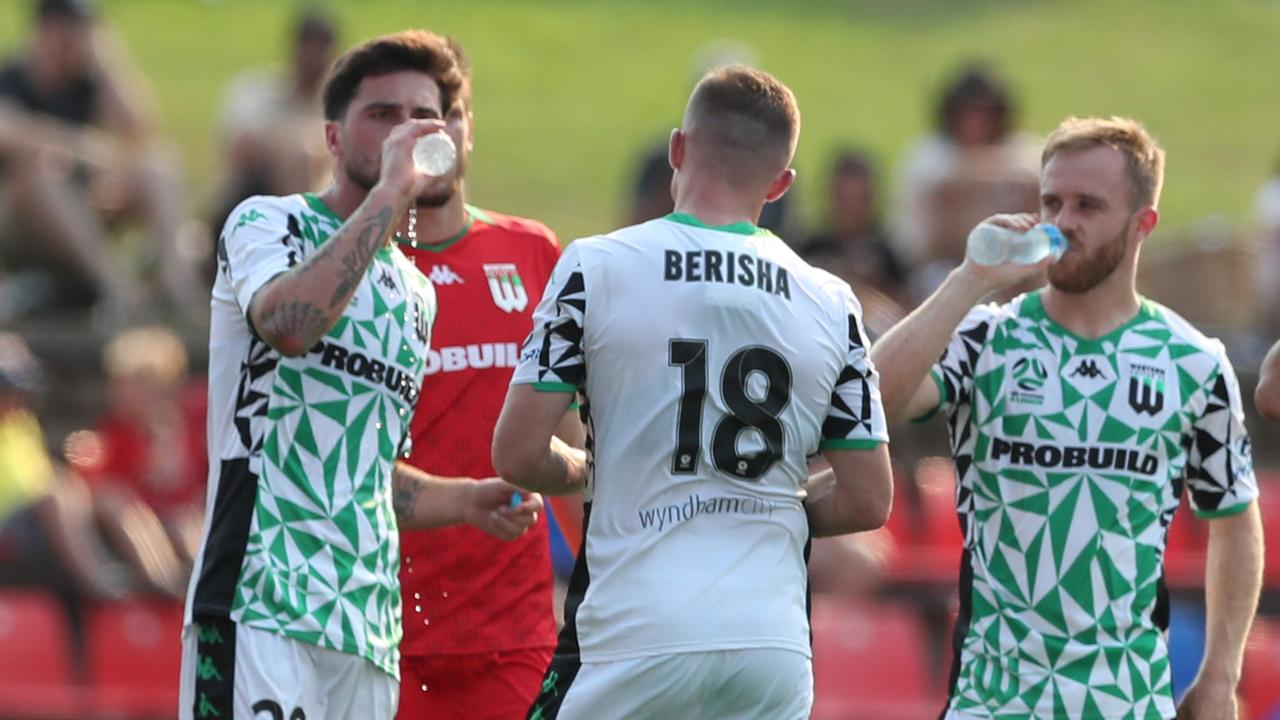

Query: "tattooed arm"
(390, 462), (543, 538)
(248, 120), (442, 356)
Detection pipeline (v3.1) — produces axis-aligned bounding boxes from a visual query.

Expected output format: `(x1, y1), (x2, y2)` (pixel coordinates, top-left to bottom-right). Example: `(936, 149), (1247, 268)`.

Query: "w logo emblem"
(1128, 377), (1164, 415)
(484, 263), (528, 313)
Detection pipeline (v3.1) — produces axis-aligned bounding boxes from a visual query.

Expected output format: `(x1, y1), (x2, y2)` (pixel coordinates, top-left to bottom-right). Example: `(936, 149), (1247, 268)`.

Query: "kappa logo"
(427, 265), (464, 286)
(1012, 357), (1049, 392)
(1070, 358), (1108, 380)
(484, 263), (529, 313)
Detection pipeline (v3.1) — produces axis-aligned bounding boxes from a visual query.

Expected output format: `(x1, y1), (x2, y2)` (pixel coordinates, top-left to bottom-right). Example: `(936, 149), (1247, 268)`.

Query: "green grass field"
(3, 0), (1280, 243)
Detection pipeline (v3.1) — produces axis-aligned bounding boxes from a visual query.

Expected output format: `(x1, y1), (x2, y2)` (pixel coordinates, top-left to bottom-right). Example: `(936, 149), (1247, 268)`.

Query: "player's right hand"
(376, 119), (448, 200)
(960, 212), (1057, 292)
(465, 478), (544, 542)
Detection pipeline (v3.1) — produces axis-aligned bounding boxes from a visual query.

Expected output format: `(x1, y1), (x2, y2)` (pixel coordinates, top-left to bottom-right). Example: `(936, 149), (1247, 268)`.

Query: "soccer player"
(871, 117), (1263, 719)
(179, 31), (542, 720)
(393, 38), (581, 719)
(492, 65), (894, 719)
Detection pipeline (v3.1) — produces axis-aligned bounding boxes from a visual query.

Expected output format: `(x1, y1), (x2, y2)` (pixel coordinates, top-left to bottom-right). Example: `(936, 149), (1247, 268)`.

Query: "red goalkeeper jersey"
(398, 205), (562, 657)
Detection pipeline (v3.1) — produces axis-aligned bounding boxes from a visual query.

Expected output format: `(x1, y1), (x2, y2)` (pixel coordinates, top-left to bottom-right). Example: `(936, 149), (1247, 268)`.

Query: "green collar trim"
(395, 205), (487, 253)
(1023, 289), (1156, 350)
(303, 192), (343, 225)
(664, 212), (773, 238)
(304, 192), (393, 259)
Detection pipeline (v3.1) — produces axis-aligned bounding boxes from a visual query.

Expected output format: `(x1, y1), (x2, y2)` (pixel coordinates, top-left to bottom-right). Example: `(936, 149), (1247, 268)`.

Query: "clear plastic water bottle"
(966, 222), (1067, 266)
(412, 132), (457, 177)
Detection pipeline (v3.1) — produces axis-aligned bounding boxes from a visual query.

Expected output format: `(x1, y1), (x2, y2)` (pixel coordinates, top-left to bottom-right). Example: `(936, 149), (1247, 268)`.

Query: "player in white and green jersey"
(872, 117), (1263, 720)
(179, 31), (541, 720)
(493, 66), (894, 720)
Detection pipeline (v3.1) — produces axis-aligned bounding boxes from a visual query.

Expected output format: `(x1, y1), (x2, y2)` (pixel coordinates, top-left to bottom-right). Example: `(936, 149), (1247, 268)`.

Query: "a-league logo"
(483, 263), (528, 313)
(1012, 357), (1049, 392)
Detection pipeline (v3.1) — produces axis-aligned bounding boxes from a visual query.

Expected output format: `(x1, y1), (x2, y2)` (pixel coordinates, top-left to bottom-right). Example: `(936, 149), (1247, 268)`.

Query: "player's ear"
(1134, 205), (1159, 239)
(668, 128), (684, 171)
(765, 167), (796, 203)
(324, 120), (342, 157)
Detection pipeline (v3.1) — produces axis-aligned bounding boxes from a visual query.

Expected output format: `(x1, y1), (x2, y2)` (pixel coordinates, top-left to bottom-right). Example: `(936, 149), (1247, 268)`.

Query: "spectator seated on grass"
(0, 0), (206, 325)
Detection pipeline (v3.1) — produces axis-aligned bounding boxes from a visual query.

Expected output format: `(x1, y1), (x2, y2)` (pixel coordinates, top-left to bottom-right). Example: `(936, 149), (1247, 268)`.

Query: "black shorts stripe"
(551, 501), (592, 659)
(191, 458), (259, 616)
(191, 616), (236, 720)
(526, 501), (592, 719)
(525, 653), (582, 720)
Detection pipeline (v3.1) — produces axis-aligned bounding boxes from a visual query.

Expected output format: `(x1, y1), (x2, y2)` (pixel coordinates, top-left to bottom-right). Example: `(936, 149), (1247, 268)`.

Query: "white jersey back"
(512, 214), (888, 662)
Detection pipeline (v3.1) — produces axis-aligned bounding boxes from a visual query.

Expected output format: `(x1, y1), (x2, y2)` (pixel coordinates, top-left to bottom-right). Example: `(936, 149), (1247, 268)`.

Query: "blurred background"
(3, 0), (1280, 718)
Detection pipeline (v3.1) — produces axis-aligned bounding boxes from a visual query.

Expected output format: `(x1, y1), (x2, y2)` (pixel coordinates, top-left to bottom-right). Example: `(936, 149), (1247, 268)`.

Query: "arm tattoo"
(392, 471), (425, 522)
(259, 300), (327, 345)
(330, 206), (394, 308)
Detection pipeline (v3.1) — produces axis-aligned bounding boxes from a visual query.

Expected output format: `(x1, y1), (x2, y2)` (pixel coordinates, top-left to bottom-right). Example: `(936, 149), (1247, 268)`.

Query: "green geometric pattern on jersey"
(228, 195), (434, 677)
(934, 291), (1255, 720)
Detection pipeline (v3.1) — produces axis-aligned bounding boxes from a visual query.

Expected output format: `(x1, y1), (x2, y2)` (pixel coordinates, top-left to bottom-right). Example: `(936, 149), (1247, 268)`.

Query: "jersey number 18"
(668, 339), (792, 480)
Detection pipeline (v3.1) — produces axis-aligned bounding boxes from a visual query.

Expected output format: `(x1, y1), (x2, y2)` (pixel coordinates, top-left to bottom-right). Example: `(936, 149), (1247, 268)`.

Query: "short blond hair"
(685, 65), (801, 186)
(1042, 116), (1165, 209)
(103, 326), (188, 385)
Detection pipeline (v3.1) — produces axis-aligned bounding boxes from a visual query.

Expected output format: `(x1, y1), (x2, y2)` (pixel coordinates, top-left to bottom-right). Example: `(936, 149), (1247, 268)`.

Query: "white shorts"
(178, 616), (397, 720)
(529, 648), (813, 720)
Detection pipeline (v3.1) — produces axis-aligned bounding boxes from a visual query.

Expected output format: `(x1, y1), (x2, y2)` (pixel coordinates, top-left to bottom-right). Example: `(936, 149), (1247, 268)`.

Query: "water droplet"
(414, 604), (422, 613)
(442, 591), (449, 598)
(420, 684), (428, 692)
(408, 567), (414, 574)
(423, 618), (430, 626)
(375, 422), (383, 430)
(413, 592), (421, 600)
(405, 556), (412, 564)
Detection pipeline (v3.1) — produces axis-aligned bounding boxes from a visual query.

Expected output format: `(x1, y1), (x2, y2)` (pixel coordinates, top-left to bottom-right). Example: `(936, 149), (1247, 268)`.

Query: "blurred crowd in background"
(4, 1), (1280, 719)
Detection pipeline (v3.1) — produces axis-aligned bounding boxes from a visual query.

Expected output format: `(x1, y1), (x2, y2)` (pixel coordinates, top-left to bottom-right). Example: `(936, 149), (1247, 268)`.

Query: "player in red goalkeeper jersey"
(394, 38), (583, 719)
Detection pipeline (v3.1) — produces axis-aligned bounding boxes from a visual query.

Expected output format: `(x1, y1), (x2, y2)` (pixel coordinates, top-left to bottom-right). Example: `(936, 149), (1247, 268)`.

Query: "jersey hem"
(231, 611), (400, 680)
(578, 638), (811, 664)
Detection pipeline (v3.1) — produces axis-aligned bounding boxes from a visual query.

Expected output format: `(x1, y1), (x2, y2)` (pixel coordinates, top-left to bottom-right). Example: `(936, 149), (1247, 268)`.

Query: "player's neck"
(403, 191), (469, 247)
(316, 179), (371, 225)
(673, 184), (763, 229)
(1041, 267), (1141, 340)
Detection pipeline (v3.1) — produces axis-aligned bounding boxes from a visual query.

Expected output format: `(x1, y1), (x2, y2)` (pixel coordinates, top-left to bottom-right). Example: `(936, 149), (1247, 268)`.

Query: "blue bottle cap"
(1036, 224), (1068, 260)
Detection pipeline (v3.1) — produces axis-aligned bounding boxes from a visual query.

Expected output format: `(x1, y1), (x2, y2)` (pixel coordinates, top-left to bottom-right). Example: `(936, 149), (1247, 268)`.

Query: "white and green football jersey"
(185, 193), (436, 678)
(930, 291), (1257, 720)
(512, 214), (888, 665)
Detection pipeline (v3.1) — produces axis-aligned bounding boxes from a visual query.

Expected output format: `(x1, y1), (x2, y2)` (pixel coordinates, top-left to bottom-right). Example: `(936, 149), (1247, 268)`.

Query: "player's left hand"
(1176, 678), (1238, 719)
(465, 478), (543, 541)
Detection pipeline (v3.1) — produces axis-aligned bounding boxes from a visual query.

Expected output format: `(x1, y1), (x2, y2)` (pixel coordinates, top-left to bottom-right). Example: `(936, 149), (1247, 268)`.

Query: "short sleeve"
(916, 304), (1000, 422)
(820, 288), (889, 450)
(217, 196), (307, 319)
(511, 241), (586, 393)
(1185, 350), (1259, 518)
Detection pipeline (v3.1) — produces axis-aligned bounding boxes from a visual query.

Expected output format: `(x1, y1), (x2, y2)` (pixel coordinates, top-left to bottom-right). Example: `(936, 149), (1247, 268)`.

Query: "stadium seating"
(810, 597), (940, 720)
(0, 590), (80, 718)
(86, 598), (183, 719)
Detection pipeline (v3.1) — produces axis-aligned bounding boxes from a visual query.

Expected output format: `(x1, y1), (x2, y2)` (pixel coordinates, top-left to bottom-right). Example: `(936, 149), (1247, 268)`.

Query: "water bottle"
(966, 222), (1067, 266)
(412, 132), (457, 177)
